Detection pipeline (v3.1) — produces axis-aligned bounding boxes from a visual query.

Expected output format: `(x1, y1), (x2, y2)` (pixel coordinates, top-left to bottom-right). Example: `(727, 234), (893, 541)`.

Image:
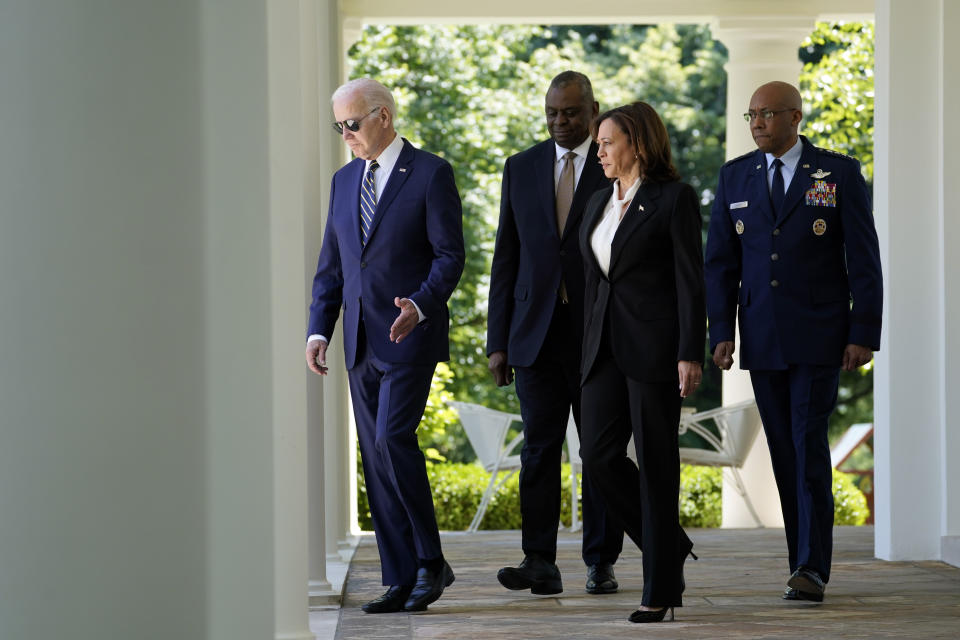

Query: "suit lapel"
(608, 181), (659, 276)
(363, 139), (413, 251)
(776, 139), (818, 225)
(582, 183), (613, 275)
(536, 142), (558, 235)
(346, 159), (365, 249)
(562, 142), (606, 242)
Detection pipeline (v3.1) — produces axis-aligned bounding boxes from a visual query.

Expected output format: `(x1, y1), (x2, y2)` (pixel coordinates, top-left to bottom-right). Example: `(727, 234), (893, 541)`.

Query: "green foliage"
(679, 464), (723, 527)
(417, 362), (471, 463)
(357, 462), (869, 530)
(833, 467), (870, 525)
(800, 22), (875, 183)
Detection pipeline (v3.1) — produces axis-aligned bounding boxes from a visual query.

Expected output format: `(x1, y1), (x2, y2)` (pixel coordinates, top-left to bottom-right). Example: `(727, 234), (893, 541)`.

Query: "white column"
(711, 18), (814, 528)
(0, 4), (208, 638)
(874, 0), (948, 562)
(266, 1), (315, 638)
(942, 0), (960, 570)
(308, 0), (357, 607)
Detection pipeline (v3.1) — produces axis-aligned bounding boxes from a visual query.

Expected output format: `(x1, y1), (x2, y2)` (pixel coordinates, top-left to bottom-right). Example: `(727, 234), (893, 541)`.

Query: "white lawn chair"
(449, 401), (524, 532)
(677, 399), (764, 527)
(564, 411), (583, 532)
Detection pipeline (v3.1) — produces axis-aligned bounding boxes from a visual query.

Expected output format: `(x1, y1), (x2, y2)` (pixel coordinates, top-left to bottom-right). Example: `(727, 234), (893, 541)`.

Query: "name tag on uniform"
(730, 201), (748, 210)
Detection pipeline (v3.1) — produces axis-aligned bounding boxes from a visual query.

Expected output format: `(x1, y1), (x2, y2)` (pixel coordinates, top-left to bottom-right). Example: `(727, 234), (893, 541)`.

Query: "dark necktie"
(770, 158), (785, 217)
(555, 151), (577, 236)
(360, 160), (379, 246)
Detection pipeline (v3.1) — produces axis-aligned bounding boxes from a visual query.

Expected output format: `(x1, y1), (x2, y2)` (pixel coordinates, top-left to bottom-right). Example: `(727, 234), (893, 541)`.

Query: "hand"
(306, 338), (329, 376)
(487, 350), (513, 387)
(678, 360), (702, 398)
(842, 344), (873, 371)
(389, 297), (419, 343)
(713, 341), (735, 370)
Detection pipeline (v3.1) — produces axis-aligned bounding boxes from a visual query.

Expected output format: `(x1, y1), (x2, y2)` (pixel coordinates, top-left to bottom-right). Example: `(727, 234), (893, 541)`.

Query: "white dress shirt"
(554, 136), (593, 189)
(590, 177), (642, 277)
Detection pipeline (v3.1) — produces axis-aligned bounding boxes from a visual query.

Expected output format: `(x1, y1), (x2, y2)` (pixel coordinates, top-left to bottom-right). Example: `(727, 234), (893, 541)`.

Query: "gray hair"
(548, 71), (595, 103)
(331, 78), (397, 119)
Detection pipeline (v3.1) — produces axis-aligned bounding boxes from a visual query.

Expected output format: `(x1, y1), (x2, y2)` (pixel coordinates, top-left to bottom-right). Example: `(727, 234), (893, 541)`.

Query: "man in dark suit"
(705, 81), (882, 603)
(487, 71), (623, 595)
(306, 78), (465, 613)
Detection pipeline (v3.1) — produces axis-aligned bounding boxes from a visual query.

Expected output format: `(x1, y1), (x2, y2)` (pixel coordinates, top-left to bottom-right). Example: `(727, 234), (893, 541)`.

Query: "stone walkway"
(331, 526), (960, 639)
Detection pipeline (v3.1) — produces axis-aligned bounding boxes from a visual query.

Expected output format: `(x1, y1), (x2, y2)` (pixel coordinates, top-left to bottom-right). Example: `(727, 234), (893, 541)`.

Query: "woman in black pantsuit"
(578, 102), (706, 624)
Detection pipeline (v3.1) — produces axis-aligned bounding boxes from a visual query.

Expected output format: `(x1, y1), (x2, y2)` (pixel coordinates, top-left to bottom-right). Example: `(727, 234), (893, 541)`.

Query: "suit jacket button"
(772, 228), (781, 236)
(771, 253), (779, 261)
(560, 249), (567, 257)
(770, 279), (780, 287)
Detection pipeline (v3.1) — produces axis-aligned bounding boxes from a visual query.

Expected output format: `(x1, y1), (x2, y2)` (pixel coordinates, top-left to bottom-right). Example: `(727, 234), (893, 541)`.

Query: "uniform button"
(559, 249), (567, 257)
(360, 261), (367, 268)
(771, 280), (780, 287)
(772, 228), (781, 236)
(771, 253), (779, 261)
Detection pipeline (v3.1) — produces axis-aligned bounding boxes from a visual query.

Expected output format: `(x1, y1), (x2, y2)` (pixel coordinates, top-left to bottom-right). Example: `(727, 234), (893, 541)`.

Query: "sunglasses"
(332, 107), (380, 135)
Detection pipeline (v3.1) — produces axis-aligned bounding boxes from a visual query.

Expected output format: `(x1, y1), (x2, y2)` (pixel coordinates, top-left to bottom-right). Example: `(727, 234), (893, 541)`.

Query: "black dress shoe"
(787, 567), (825, 602)
(783, 587), (800, 600)
(497, 554), (562, 595)
(585, 563), (618, 594)
(362, 585), (413, 614)
(404, 561), (455, 611)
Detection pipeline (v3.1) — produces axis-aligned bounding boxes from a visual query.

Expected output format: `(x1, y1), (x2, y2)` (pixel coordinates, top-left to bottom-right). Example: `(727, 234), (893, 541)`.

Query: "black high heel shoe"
(628, 606), (674, 623)
(680, 547), (698, 593)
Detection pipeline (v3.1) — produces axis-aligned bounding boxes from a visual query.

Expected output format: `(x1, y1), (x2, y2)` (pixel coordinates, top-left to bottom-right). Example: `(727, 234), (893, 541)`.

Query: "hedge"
(358, 462), (869, 531)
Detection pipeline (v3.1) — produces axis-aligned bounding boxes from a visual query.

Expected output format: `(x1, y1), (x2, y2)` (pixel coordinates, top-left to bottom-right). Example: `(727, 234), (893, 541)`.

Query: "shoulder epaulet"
(818, 147), (858, 163)
(722, 150), (756, 167)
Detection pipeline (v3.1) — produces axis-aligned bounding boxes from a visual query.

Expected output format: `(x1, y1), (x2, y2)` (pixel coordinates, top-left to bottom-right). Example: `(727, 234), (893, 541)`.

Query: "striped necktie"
(360, 160), (379, 246)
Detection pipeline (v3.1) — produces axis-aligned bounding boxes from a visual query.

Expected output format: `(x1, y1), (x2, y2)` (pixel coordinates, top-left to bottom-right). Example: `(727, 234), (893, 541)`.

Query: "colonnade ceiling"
(341, 0), (873, 24)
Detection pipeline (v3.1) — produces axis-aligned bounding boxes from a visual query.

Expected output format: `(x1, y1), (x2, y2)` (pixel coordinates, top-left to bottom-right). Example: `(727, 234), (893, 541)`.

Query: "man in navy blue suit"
(487, 71), (623, 596)
(306, 78), (464, 613)
(705, 81), (882, 603)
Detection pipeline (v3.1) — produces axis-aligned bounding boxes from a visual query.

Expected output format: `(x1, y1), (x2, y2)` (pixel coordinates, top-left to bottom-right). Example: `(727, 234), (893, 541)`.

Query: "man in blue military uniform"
(705, 81), (882, 602)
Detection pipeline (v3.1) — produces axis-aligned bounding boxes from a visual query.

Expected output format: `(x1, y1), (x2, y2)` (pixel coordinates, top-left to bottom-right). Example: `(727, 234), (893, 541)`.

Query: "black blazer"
(487, 139), (609, 366)
(579, 179), (706, 384)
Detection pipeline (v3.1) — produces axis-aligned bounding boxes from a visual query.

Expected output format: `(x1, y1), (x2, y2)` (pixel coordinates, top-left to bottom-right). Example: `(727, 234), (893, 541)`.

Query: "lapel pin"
(398, 168), (407, 172)
(811, 168), (831, 179)
(802, 163), (810, 168)
(756, 164), (762, 170)
(637, 204), (644, 211)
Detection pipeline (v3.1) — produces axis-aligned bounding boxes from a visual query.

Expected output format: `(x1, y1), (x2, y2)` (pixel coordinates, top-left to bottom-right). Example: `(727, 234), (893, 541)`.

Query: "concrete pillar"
(711, 17), (814, 528)
(942, 0), (960, 570)
(308, 0), (357, 608)
(874, 0), (953, 563)
(0, 3), (207, 639)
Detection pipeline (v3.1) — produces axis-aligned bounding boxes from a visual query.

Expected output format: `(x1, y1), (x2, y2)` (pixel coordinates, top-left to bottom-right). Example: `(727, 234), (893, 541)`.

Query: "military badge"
(813, 219), (827, 236)
(810, 169), (832, 179)
(805, 180), (837, 207)
(736, 219), (745, 235)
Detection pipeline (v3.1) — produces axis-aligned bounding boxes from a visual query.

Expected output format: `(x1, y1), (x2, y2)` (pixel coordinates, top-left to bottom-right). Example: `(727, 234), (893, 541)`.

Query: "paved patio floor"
(330, 526), (960, 639)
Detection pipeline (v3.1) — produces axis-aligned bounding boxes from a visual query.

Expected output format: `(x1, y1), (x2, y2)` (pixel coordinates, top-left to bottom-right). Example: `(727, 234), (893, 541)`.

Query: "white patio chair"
(449, 401), (524, 532)
(677, 399), (764, 527)
(831, 422), (873, 469)
(564, 411), (583, 532)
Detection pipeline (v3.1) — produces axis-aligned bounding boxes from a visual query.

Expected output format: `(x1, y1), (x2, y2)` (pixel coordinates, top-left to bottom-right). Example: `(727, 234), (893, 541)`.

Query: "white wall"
(0, 2), (207, 638)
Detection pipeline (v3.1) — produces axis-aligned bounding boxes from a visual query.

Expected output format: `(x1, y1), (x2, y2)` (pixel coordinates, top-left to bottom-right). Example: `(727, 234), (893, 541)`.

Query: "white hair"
(331, 78), (397, 119)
